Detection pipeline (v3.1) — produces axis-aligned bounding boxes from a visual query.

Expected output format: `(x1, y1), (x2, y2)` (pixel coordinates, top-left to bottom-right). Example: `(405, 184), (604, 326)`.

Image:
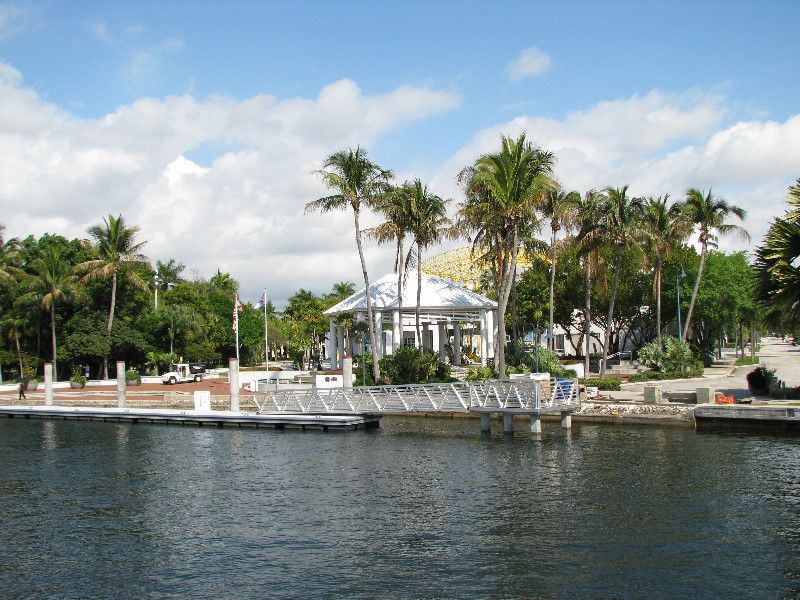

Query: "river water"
(1, 416), (799, 599)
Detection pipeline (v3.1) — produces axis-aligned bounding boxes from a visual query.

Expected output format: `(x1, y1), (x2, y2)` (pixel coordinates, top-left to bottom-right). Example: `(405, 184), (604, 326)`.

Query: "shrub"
(746, 366), (775, 392)
(70, 374), (87, 384)
(378, 348), (453, 385)
(637, 336), (693, 372)
(125, 369), (139, 380)
(464, 366), (497, 381)
(580, 377), (621, 391)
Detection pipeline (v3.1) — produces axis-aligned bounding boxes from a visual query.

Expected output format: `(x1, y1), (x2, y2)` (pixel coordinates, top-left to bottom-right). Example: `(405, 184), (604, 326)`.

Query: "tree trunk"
(416, 242), (422, 350)
(14, 327), (23, 379)
(397, 237), (403, 350)
(511, 267), (518, 348)
(600, 244), (623, 379)
(549, 229), (557, 351)
(655, 252), (662, 348)
(494, 230), (520, 377)
(583, 258), (592, 378)
(683, 247), (706, 341)
(353, 208), (381, 382)
(50, 304), (57, 381)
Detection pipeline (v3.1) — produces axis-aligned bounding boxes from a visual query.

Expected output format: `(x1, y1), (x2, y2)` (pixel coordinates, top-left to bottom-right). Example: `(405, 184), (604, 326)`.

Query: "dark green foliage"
(580, 377), (622, 391)
(378, 347), (453, 385)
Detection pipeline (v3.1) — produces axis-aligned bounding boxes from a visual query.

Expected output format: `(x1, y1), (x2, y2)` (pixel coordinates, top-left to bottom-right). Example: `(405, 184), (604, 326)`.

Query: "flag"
(232, 296), (243, 332)
(256, 290), (266, 309)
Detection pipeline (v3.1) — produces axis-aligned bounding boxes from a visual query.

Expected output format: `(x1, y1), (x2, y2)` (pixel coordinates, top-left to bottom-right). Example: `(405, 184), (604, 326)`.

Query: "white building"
(324, 273), (499, 368)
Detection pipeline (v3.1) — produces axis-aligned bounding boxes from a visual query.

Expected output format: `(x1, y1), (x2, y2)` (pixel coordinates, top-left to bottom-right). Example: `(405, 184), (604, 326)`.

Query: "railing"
(252, 378), (579, 414)
(606, 351), (632, 364)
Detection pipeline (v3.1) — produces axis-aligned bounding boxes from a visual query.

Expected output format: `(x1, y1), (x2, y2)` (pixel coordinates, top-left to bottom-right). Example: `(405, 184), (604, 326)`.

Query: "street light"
(154, 274), (161, 309)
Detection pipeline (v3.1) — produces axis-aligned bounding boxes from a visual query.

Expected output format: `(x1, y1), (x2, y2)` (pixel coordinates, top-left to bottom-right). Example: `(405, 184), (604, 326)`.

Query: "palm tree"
(641, 195), (691, 347)
(403, 179), (453, 347)
(457, 133), (556, 376)
(540, 186), (580, 350)
(330, 281), (356, 299)
(0, 223), (20, 282)
(1, 309), (27, 379)
(597, 186), (645, 378)
(75, 214), (151, 379)
(16, 247), (77, 379)
(681, 189), (749, 340)
(753, 179), (800, 328)
(574, 190), (606, 377)
(306, 147), (393, 382)
(367, 184), (414, 338)
(157, 304), (203, 355)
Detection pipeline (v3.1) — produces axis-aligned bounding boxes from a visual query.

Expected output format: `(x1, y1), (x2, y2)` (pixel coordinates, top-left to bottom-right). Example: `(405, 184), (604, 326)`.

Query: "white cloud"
(506, 46), (552, 81)
(429, 90), (798, 257)
(0, 64), (459, 304)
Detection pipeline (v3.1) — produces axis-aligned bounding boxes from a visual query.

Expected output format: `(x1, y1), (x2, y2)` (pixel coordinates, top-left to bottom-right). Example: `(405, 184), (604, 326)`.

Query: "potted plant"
(69, 374), (87, 389)
(746, 365), (775, 396)
(126, 369), (141, 386)
(22, 365), (38, 391)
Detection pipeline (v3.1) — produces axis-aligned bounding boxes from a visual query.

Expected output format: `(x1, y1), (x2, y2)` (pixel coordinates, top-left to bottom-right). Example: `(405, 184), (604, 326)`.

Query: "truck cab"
(161, 363), (205, 384)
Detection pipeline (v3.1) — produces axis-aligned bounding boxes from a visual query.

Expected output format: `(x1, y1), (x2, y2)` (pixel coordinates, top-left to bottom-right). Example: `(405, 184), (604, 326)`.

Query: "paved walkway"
(604, 337), (800, 403)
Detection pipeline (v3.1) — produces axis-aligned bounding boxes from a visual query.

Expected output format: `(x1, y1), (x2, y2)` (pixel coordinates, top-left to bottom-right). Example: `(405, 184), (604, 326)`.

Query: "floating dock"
(0, 405), (382, 431)
(694, 405), (800, 431)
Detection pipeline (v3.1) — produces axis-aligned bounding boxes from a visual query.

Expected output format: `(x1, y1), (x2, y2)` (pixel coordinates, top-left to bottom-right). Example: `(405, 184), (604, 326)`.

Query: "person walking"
(19, 380), (26, 402)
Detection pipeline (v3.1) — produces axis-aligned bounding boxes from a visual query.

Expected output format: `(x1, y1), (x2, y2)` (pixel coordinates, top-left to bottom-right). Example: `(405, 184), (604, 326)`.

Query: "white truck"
(161, 363), (205, 384)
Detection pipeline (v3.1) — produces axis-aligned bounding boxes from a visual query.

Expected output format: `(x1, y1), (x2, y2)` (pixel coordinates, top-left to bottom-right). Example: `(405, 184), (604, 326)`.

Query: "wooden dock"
(0, 405), (382, 431)
(694, 405), (800, 431)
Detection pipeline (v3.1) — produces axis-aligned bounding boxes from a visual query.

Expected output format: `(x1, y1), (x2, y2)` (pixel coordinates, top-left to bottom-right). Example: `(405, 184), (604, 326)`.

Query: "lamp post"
(154, 274), (160, 309)
(532, 326), (540, 373)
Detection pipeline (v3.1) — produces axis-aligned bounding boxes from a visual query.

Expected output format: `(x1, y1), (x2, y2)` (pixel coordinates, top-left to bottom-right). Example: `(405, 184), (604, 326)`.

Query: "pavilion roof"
(323, 272), (497, 321)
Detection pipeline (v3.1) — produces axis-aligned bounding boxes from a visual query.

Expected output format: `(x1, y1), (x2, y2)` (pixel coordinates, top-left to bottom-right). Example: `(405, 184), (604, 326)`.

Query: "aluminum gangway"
(252, 378), (579, 416)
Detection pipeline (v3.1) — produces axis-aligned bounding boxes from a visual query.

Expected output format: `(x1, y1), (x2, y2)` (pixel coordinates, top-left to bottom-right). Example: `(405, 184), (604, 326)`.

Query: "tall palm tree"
(457, 133), (555, 376)
(367, 183), (414, 340)
(540, 186), (580, 350)
(597, 186), (645, 378)
(16, 247), (78, 379)
(681, 189), (749, 340)
(574, 190), (606, 377)
(0, 223), (20, 282)
(306, 147), (393, 382)
(403, 179), (453, 347)
(75, 214), (151, 379)
(754, 179), (800, 328)
(641, 195), (691, 347)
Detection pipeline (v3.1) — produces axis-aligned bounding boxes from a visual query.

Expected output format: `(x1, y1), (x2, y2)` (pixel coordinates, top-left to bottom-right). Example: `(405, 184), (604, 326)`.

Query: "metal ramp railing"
(253, 378), (579, 414)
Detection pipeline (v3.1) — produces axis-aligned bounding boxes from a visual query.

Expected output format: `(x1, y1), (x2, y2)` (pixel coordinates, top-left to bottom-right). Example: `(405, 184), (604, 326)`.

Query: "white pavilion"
(323, 272), (499, 368)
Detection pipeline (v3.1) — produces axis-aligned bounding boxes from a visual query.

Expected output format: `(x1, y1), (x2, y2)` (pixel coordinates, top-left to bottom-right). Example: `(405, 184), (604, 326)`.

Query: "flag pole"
(262, 287), (270, 388)
(234, 295), (241, 363)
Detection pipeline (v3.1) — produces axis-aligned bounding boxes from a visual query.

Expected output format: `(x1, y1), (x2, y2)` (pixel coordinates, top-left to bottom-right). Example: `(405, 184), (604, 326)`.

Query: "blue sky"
(1, 1), (798, 304)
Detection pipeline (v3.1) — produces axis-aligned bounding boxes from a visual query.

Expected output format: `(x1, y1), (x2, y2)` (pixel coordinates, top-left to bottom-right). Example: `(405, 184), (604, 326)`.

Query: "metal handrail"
(253, 378), (579, 414)
(606, 351), (632, 363)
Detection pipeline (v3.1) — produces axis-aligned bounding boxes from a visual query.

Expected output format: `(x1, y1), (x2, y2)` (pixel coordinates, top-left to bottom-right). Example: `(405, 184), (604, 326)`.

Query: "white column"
(480, 310), (488, 367)
(229, 358), (240, 411)
(438, 321), (447, 362)
(392, 310), (401, 353)
(374, 311), (383, 359)
(487, 309), (495, 359)
(454, 324), (462, 366)
(44, 363), (53, 406)
(336, 325), (345, 369)
(327, 316), (336, 370)
(116, 361), (126, 408)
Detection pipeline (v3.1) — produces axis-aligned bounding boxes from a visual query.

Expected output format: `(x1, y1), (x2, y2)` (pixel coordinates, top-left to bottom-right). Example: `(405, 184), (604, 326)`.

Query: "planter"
(126, 379), (141, 386)
(25, 380), (39, 391)
(69, 380), (86, 389)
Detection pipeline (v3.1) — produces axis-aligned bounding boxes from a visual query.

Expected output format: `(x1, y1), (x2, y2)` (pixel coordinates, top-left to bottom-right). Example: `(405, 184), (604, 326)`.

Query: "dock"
(0, 405), (382, 431)
(694, 404), (800, 431)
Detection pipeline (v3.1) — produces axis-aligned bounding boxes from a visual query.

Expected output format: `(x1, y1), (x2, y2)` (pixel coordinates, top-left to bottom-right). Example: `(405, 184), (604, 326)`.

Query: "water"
(1, 416), (799, 600)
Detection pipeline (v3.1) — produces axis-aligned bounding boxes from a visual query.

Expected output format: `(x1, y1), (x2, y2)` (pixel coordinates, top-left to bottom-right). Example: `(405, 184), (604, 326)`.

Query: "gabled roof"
(323, 272), (497, 320)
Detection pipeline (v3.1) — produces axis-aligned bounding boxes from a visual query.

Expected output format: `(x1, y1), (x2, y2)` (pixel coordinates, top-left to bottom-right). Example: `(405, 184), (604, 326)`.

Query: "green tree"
(306, 147), (393, 381)
(596, 186), (645, 377)
(157, 304), (203, 355)
(754, 179), (800, 329)
(641, 195), (691, 347)
(681, 189), (749, 341)
(16, 247), (78, 379)
(540, 186), (580, 349)
(404, 179), (453, 346)
(75, 214), (151, 378)
(457, 133), (556, 376)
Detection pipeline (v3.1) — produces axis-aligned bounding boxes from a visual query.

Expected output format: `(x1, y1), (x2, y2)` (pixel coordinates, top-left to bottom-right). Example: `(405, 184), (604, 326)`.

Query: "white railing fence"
(252, 378), (579, 414)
